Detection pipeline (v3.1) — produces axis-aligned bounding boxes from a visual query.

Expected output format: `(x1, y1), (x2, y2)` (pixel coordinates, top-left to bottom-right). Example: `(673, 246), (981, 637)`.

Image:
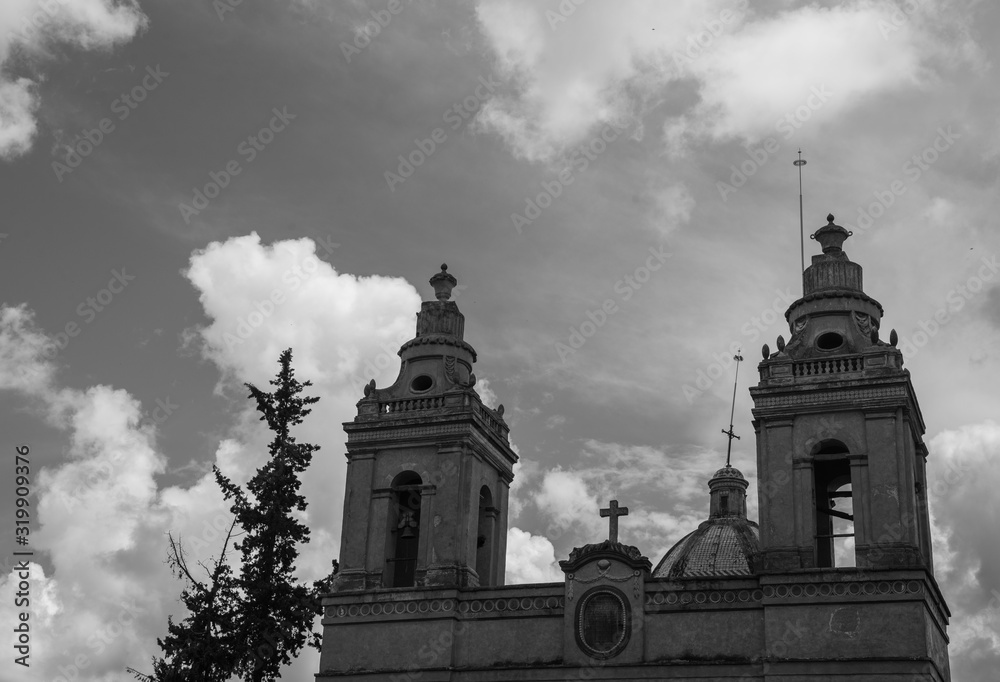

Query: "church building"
(317, 216), (952, 680)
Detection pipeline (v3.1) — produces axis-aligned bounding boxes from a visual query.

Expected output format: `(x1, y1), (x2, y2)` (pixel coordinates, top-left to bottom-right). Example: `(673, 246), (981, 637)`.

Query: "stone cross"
(599, 499), (629, 543)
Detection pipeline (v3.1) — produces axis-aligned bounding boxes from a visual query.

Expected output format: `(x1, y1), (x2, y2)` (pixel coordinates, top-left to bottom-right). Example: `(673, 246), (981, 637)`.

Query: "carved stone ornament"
(853, 311), (873, 336)
(444, 355), (457, 383)
(566, 567), (642, 602)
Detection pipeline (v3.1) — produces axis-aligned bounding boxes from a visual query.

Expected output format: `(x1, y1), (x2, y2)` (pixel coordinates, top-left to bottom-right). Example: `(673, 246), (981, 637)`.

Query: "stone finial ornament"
(870, 329), (879, 344)
(430, 263), (458, 301)
(497, 404), (505, 416)
(762, 343), (770, 359)
(776, 335), (785, 352)
(890, 329), (898, 347)
(810, 213), (853, 254)
(363, 379), (375, 397)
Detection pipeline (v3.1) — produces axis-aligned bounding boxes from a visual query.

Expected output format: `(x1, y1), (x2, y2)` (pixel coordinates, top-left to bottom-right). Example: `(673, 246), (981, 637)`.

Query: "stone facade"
(318, 226), (952, 681)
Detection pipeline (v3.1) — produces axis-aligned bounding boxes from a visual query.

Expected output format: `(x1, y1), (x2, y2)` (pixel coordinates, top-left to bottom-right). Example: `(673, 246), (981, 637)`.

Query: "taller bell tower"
(751, 215), (934, 572)
(335, 265), (516, 592)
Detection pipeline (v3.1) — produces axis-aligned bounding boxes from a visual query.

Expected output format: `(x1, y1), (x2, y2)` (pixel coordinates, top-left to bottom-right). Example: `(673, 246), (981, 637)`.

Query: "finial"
(429, 263), (458, 301)
(776, 335), (785, 352)
(761, 343), (770, 359)
(890, 329), (898, 347)
(810, 213), (852, 254)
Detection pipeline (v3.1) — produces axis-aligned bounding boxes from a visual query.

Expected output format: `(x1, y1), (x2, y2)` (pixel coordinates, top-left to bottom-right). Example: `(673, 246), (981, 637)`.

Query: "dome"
(652, 517), (759, 579)
(711, 464), (745, 481)
(653, 463), (759, 579)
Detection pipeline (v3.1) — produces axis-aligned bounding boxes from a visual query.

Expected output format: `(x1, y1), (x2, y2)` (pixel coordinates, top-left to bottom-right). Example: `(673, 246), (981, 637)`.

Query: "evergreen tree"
(136, 349), (327, 682)
(216, 348), (322, 682)
(142, 521), (240, 682)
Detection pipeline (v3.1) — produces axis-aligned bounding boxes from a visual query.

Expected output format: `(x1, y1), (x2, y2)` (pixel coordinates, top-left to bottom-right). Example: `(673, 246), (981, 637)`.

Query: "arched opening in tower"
(814, 442), (855, 568)
(476, 485), (495, 586)
(385, 471), (422, 587)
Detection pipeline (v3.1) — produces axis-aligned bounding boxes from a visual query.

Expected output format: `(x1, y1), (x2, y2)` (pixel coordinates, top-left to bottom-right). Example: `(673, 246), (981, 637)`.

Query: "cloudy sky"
(0, 0), (998, 680)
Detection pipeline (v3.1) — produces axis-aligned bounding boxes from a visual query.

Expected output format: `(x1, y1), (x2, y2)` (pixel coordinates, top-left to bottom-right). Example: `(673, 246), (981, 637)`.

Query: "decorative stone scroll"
(566, 564), (642, 602)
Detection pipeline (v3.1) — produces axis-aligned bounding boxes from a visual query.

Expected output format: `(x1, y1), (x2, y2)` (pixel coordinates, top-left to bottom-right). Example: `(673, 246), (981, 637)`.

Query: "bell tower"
(750, 215), (935, 572)
(335, 265), (517, 591)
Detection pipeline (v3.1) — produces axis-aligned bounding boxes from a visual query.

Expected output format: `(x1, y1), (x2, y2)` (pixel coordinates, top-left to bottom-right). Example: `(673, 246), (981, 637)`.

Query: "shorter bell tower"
(335, 265), (517, 591)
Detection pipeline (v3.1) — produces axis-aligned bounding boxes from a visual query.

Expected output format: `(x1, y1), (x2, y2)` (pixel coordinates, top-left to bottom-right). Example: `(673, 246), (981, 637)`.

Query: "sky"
(0, 0), (998, 680)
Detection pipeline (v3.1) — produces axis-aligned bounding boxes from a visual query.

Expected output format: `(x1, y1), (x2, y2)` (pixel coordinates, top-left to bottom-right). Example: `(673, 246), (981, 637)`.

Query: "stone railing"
(758, 350), (903, 386)
(379, 396), (446, 414)
(365, 392), (509, 442)
(472, 401), (504, 434)
(792, 355), (864, 377)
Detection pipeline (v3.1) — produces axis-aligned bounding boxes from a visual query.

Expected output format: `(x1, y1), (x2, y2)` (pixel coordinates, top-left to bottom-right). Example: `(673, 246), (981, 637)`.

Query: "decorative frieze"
(754, 386), (907, 409)
(326, 594), (565, 620)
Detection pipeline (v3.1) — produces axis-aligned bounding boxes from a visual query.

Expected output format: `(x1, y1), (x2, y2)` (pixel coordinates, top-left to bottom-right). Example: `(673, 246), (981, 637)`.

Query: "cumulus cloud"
(505, 527), (562, 583)
(0, 233), (427, 680)
(0, 0), (147, 158)
(473, 0), (981, 161)
(0, 305), (227, 682)
(474, 0), (733, 162)
(532, 439), (722, 559)
(927, 420), (1000, 679)
(183, 231), (422, 576)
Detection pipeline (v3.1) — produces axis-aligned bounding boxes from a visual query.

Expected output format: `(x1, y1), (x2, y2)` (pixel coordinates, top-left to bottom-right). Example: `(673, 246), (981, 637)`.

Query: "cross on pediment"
(599, 499), (629, 543)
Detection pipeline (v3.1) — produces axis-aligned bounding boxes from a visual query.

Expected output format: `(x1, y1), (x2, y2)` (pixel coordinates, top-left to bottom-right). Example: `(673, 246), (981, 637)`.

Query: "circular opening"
(816, 331), (844, 351)
(576, 588), (630, 660)
(409, 375), (433, 392)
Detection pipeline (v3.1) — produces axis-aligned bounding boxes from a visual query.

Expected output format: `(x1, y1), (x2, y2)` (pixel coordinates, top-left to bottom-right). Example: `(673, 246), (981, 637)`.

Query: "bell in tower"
(334, 265), (517, 591)
(751, 215), (934, 572)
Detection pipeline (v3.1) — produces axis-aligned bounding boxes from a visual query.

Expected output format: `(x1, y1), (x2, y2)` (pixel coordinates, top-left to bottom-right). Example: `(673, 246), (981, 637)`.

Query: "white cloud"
(530, 439), (740, 562)
(473, 0), (981, 162)
(0, 0), (147, 158)
(0, 306), (220, 682)
(474, 0), (735, 162)
(505, 527), (561, 583)
(927, 420), (1000, 678)
(182, 231), (422, 578)
(666, 2), (924, 151)
(0, 233), (427, 680)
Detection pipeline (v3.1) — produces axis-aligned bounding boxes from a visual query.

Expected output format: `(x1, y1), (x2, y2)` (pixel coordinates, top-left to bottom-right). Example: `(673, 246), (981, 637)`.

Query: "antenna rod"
(794, 150), (807, 292)
(721, 350), (744, 467)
